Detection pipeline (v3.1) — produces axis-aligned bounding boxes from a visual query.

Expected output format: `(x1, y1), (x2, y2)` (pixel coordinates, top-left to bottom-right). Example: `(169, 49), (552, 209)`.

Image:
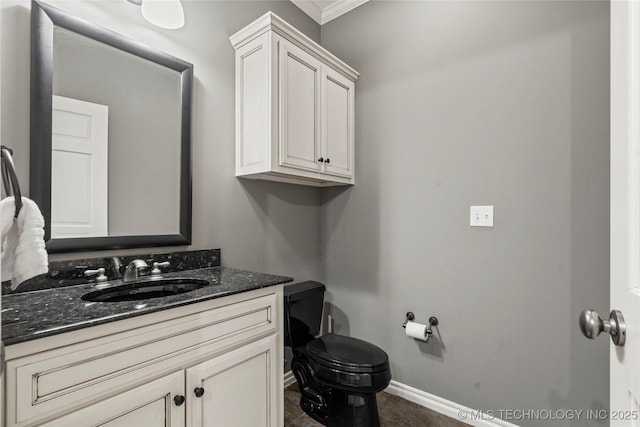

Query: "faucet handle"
(151, 261), (171, 276)
(85, 268), (108, 283)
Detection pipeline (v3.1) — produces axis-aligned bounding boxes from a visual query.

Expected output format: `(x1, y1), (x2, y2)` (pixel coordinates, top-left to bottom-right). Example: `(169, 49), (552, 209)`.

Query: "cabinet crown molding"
(229, 11), (359, 81)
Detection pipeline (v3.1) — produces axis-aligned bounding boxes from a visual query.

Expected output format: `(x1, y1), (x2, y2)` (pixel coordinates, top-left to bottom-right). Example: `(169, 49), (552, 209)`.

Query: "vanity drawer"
(6, 292), (278, 426)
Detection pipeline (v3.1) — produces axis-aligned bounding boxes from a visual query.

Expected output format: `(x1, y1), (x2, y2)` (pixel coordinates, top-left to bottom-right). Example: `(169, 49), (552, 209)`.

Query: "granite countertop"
(2, 267), (293, 346)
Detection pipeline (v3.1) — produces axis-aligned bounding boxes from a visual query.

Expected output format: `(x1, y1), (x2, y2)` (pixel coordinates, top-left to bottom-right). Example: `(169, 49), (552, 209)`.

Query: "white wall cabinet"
(230, 12), (358, 187)
(4, 286), (283, 427)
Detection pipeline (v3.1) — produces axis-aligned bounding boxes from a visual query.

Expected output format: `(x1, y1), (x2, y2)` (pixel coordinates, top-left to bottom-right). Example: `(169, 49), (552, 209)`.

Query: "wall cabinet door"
(40, 371), (186, 427)
(186, 335), (278, 427)
(279, 39), (323, 173)
(322, 67), (355, 179)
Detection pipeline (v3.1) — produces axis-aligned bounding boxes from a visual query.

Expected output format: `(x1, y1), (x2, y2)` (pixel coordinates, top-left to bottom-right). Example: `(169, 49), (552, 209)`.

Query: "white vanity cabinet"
(4, 286), (283, 427)
(230, 12), (358, 187)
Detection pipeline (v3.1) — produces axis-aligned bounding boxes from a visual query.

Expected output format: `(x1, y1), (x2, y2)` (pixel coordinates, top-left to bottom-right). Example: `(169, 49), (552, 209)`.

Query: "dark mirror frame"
(30, 0), (193, 253)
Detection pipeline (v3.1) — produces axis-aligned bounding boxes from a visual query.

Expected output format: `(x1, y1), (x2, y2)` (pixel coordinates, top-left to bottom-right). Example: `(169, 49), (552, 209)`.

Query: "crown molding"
(229, 11), (359, 80)
(290, 0), (369, 25)
(321, 0), (369, 24)
(290, 0), (323, 24)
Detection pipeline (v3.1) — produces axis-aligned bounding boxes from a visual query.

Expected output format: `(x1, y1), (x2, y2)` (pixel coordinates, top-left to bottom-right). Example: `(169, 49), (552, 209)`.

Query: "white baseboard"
(284, 370), (296, 388)
(283, 374), (517, 427)
(384, 380), (519, 427)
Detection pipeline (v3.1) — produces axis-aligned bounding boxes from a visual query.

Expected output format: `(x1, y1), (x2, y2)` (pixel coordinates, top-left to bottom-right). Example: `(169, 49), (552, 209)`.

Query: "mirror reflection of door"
(51, 95), (108, 238)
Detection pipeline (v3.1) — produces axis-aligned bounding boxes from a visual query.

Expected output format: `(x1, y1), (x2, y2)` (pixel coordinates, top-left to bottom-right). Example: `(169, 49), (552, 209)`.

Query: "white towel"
(1, 197), (48, 289)
(1, 197), (18, 283)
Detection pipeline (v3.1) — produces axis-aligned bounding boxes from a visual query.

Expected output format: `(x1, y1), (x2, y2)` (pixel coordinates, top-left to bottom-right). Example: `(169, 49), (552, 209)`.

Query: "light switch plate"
(470, 206), (494, 227)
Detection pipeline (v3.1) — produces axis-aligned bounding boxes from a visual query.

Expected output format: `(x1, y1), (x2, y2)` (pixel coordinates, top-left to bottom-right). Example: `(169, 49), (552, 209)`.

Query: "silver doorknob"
(579, 309), (626, 347)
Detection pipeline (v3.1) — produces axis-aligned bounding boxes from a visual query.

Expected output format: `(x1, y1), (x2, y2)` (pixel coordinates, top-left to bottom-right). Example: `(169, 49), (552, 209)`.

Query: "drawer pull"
(174, 395), (186, 406)
(194, 387), (205, 398)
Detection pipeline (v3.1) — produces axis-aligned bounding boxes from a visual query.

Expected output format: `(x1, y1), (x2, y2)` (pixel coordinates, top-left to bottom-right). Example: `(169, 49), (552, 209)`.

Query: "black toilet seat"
(306, 333), (389, 374)
(298, 333), (392, 393)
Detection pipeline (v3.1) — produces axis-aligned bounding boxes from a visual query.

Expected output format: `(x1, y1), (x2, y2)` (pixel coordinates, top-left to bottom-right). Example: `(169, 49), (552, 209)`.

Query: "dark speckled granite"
(2, 267), (292, 346)
(2, 249), (220, 295)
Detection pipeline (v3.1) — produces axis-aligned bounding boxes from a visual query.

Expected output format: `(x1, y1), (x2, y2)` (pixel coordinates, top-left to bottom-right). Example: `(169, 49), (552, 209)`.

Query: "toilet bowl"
(284, 281), (391, 427)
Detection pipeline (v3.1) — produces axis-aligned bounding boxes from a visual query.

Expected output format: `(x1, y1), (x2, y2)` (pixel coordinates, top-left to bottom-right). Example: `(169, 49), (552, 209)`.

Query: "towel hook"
(1, 145), (23, 218)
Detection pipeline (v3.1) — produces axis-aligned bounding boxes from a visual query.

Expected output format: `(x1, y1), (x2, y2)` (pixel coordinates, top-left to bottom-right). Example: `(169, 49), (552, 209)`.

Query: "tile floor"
(284, 385), (470, 427)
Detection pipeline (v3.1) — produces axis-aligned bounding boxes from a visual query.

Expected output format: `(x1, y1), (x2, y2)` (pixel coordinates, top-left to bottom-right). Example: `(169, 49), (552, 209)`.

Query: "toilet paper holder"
(402, 312), (439, 333)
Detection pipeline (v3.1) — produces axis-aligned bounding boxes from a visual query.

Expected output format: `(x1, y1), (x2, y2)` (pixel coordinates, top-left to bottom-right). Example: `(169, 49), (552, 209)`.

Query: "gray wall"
(319, 1), (610, 425)
(1, 0), (322, 280)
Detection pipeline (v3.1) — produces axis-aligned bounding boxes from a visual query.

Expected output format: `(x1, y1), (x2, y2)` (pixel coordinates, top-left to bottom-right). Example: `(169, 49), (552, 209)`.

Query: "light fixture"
(128, 0), (185, 30)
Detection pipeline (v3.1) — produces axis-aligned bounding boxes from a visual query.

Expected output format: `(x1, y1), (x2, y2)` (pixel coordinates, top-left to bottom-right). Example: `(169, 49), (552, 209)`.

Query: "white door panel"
(51, 95), (108, 238)
(610, 1), (640, 424)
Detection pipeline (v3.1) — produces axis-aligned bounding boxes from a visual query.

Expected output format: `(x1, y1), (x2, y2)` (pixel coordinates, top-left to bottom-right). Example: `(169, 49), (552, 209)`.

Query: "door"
(279, 40), (322, 173)
(186, 335), (278, 427)
(1, 4), (4, 421)
(610, 1), (640, 423)
(322, 67), (354, 179)
(39, 371), (185, 427)
(51, 95), (108, 238)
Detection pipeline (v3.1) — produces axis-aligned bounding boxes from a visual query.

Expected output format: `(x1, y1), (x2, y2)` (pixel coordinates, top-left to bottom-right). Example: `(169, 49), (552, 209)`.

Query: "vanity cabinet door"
(186, 335), (278, 427)
(278, 39), (323, 174)
(40, 371), (185, 427)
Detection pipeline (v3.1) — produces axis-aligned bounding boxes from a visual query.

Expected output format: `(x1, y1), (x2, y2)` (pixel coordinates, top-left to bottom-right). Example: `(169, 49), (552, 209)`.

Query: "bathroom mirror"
(30, 1), (193, 253)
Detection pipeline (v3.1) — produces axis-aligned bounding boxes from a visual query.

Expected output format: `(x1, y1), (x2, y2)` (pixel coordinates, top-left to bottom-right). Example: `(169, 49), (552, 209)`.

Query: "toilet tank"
(283, 281), (326, 348)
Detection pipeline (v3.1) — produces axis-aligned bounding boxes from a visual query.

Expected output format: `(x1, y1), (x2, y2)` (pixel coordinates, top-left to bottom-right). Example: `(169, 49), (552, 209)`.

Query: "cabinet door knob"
(194, 387), (205, 398)
(174, 395), (186, 406)
(318, 157), (324, 163)
(324, 158), (330, 164)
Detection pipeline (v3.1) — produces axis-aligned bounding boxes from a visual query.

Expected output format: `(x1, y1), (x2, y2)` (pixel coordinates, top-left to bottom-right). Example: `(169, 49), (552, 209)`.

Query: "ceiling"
(290, 0), (369, 25)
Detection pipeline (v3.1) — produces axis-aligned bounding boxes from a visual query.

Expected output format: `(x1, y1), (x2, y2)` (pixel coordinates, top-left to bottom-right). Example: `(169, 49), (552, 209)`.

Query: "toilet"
(284, 281), (391, 427)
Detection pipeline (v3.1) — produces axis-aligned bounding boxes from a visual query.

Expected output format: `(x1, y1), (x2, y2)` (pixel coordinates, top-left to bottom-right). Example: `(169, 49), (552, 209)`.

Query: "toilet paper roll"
(405, 321), (430, 341)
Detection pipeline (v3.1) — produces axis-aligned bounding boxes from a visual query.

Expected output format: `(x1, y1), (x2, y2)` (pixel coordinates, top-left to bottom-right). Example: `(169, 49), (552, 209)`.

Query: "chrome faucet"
(122, 259), (149, 283)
